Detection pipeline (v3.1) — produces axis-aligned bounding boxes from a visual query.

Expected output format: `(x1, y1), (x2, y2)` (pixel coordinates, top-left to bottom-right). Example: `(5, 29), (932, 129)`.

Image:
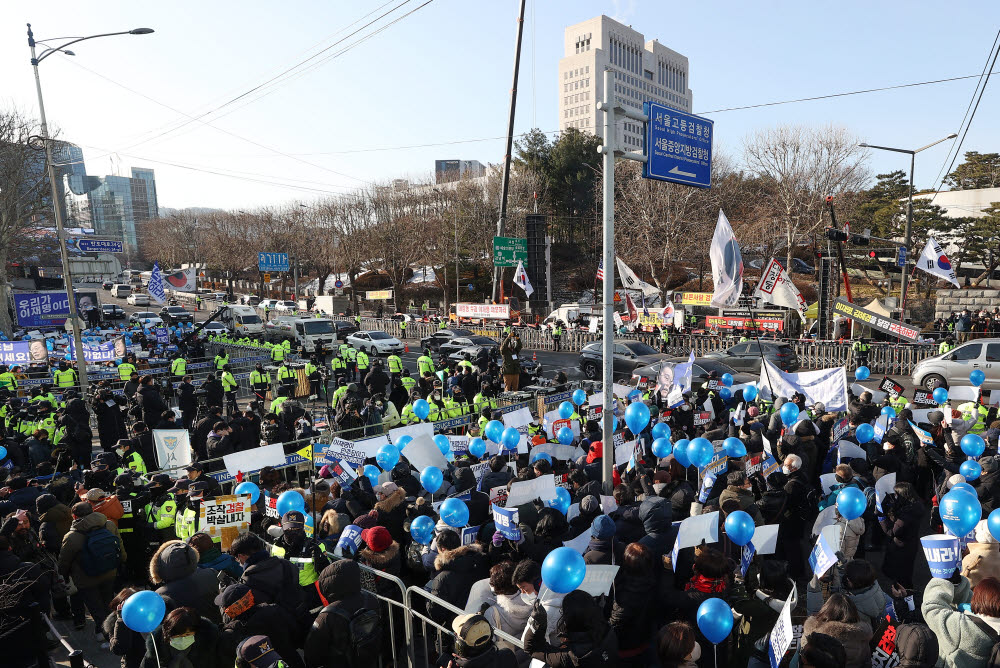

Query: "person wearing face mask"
(523, 589), (618, 667)
(114, 438), (147, 476)
(147, 474), (178, 542)
(230, 533), (305, 618)
(175, 481), (211, 543)
(268, 510), (330, 609)
(513, 559), (568, 644)
(141, 605), (222, 668)
(481, 561), (532, 651)
(656, 621), (701, 668)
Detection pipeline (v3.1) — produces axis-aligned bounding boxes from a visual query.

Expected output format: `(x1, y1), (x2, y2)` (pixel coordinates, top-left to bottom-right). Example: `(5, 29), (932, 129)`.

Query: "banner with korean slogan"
(768, 589), (796, 668)
(198, 494), (251, 549)
(330, 459), (359, 489)
(921, 534), (961, 578)
(542, 409), (580, 440)
(808, 532), (838, 577)
(492, 503), (521, 540)
(0, 340), (48, 366)
(322, 437), (368, 468)
(153, 429), (192, 470)
(740, 541), (756, 577)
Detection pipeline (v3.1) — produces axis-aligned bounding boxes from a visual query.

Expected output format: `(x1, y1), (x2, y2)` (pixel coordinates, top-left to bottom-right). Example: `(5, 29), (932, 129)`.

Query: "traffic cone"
(405, 344), (409, 353)
(533, 351), (537, 362)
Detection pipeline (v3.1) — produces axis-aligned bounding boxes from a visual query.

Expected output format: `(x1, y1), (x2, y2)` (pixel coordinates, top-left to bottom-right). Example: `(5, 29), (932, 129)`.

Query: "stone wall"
(935, 289), (1000, 320)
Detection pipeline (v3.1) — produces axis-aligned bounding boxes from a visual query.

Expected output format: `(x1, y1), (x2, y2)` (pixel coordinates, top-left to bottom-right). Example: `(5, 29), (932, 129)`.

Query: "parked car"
(265, 315), (298, 341)
(577, 339), (667, 380)
(791, 258), (814, 274)
(632, 358), (754, 392)
(159, 305), (194, 326)
(100, 304), (126, 320)
(346, 330), (404, 355)
(258, 299), (280, 310)
(246, 294), (261, 306)
(126, 293), (150, 306)
(702, 341), (799, 373)
(333, 320), (359, 338)
(209, 292), (228, 302)
(420, 328), (476, 351)
(101, 280), (114, 290)
(439, 335), (497, 358)
(129, 311), (164, 327)
(274, 300), (298, 312)
(912, 338), (1000, 390)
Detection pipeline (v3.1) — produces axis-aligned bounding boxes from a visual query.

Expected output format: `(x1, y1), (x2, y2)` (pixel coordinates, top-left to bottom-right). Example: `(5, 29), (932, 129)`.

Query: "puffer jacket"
(57, 511), (126, 589)
(103, 611), (146, 668)
(219, 602), (304, 668)
(896, 623), (939, 668)
(636, 496), (674, 561)
(922, 576), (998, 668)
(36, 494), (72, 554)
(834, 514), (866, 559)
(239, 548), (305, 616)
(305, 560), (379, 668)
(483, 593), (533, 650)
(719, 485), (765, 525)
(374, 488), (408, 547)
(149, 541), (221, 623)
(962, 542), (1000, 588)
(848, 581), (893, 629)
(609, 570), (656, 654)
(427, 544), (487, 624)
(523, 603), (619, 668)
(136, 384), (168, 427)
(802, 616), (873, 668)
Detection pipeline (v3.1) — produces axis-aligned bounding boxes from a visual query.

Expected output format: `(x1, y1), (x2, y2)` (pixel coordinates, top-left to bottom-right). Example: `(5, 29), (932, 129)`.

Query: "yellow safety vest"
(53, 368), (77, 387)
(222, 372), (238, 392)
(272, 346), (286, 362)
(170, 358), (187, 376)
(118, 363), (137, 381)
(356, 351), (370, 370)
(250, 370), (271, 388)
(387, 355), (403, 373)
(270, 544), (318, 586)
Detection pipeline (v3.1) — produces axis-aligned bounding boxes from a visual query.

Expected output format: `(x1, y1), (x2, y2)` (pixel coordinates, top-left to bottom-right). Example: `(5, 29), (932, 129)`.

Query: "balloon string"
(150, 631), (163, 667)
(714, 643), (718, 667)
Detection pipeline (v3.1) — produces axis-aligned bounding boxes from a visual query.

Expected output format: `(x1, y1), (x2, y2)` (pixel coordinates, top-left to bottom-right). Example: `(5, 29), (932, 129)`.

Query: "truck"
(218, 305), (265, 338)
(312, 294), (350, 316)
(265, 316), (338, 354)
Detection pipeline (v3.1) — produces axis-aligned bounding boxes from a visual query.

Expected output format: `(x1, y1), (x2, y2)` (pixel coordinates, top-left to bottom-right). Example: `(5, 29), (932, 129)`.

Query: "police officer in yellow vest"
(305, 357), (322, 400)
(176, 480), (212, 542)
(221, 365), (239, 416)
(277, 361), (297, 394)
(118, 358), (137, 382)
(170, 354), (187, 379)
(116, 438), (148, 475)
(250, 363), (271, 405)
(53, 362), (77, 388)
(552, 322), (563, 352)
(330, 355), (346, 385)
(400, 369), (416, 395)
(852, 338), (871, 367)
(271, 342), (286, 363)
(355, 349), (370, 378)
(344, 346), (358, 382)
(417, 349), (435, 377)
(387, 352), (403, 379)
(147, 474), (177, 541)
(34, 401), (57, 439)
(958, 400), (990, 434)
(214, 350), (229, 370)
(399, 319), (407, 338)
(939, 336), (956, 355)
(0, 365), (17, 392)
(268, 510), (330, 587)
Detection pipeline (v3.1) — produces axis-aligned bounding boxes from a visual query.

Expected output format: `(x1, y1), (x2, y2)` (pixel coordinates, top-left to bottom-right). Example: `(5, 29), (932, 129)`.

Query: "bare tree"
(743, 125), (870, 269)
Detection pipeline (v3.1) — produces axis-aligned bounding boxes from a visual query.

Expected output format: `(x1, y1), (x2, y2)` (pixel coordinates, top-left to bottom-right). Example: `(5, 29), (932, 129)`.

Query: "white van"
(219, 305), (265, 338)
(110, 284), (133, 299)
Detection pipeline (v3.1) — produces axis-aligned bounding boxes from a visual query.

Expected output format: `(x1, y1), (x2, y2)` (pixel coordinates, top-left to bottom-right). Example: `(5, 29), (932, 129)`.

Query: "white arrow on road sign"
(668, 166), (697, 178)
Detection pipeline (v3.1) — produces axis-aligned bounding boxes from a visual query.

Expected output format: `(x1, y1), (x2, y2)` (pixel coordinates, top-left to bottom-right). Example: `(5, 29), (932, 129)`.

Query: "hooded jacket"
(636, 496), (674, 561)
(140, 615), (220, 668)
(609, 569), (656, 653)
(304, 560), (379, 668)
(239, 549), (305, 615)
(523, 599), (619, 668)
(196, 545), (244, 580)
(427, 544), (487, 623)
(374, 488), (408, 546)
(802, 616), (873, 668)
(922, 576), (999, 668)
(483, 593), (533, 650)
(719, 485), (765, 525)
(36, 494), (72, 554)
(896, 623), (940, 668)
(57, 511), (126, 589)
(149, 541), (221, 623)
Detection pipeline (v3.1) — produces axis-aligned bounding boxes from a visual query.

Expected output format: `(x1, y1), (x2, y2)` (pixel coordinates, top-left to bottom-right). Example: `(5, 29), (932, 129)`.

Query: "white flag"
(615, 256), (659, 297)
(513, 261), (534, 297)
(917, 237), (959, 288)
(709, 209), (744, 308)
(754, 259), (807, 320)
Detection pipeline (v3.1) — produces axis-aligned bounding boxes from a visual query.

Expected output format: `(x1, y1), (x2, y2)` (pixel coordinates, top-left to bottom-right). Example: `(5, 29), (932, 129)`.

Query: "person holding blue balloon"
(875, 481), (926, 589)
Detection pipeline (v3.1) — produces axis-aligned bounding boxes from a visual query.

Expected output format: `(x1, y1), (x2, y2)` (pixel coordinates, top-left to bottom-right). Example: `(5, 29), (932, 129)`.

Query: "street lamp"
(27, 23), (153, 394)
(858, 133), (957, 311)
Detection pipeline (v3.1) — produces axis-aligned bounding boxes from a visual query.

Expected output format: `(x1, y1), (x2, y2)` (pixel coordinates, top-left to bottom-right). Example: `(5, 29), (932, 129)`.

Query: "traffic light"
(824, 227), (848, 242)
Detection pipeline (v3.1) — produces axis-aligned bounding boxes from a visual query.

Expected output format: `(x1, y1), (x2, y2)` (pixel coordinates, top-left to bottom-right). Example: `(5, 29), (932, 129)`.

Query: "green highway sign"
(492, 236), (527, 267)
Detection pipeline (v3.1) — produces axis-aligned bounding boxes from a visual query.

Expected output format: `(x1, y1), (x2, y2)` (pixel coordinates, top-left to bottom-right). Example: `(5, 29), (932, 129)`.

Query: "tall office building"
(558, 15), (693, 150)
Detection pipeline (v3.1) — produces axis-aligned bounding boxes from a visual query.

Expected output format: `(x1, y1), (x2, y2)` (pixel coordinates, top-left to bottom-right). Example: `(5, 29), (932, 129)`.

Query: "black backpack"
(327, 604), (382, 668)
(78, 527), (121, 576)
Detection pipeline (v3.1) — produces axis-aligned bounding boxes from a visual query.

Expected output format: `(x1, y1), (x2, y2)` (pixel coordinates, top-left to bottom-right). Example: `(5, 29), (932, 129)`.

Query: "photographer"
(335, 398), (365, 440)
(499, 330), (523, 392)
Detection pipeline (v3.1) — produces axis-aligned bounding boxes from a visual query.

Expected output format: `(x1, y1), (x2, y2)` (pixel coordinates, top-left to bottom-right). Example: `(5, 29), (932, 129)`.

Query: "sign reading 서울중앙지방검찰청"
(492, 237), (527, 267)
(455, 303), (510, 320)
(832, 298), (919, 341)
(643, 102), (713, 188)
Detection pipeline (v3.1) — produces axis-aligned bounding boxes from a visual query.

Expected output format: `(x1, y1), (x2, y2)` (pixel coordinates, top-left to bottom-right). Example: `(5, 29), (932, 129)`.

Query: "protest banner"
(389, 423), (434, 446)
(768, 590), (796, 668)
(577, 565), (620, 597)
(461, 525), (481, 546)
(492, 504), (521, 540)
(504, 475), (557, 509)
(745, 452), (780, 479)
(335, 525), (363, 557)
(198, 494), (251, 549)
(153, 429), (192, 470)
(912, 389), (937, 406)
(489, 485), (508, 506)
(403, 435), (448, 472)
(832, 417), (850, 442)
(330, 459), (358, 489)
(921, 534), (961, 578)
(223, 443), (284, 478)
(879, 376), (904, 399)
(0, 340), (47, 365)
(448, 435), (469, 455)
(740, 541), (756, 577)
(322, 438), (369, 468)
(809, 533), (837, 577)
(542, 409), (581, 440)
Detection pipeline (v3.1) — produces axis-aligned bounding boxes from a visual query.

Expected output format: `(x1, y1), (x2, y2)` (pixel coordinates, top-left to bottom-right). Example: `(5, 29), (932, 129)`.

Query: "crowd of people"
(3, 329), (1000, 668)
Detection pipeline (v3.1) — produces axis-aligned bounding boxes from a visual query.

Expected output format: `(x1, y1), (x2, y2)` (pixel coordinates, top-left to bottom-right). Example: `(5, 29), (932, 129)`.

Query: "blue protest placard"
(69, 338), (120, 362)
(336, 524), (364, 556)
(0, 340), (47, 366)
(921, 534), (961, 578)
(768, 591), (795, 668)
(740, 541), (756, 577)
(461, 525), (480, 546)
(808, 533), (837, 577)
(155, 328), (170, 344)
(492, 503), (521, 541)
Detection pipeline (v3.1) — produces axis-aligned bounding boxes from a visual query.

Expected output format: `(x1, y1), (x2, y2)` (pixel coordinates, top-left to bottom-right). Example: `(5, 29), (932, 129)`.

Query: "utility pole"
(492, 0), (527, 303)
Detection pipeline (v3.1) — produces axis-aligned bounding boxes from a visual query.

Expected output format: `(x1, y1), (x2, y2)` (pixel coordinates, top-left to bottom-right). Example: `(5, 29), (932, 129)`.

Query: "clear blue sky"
(2, 0), (997, 209)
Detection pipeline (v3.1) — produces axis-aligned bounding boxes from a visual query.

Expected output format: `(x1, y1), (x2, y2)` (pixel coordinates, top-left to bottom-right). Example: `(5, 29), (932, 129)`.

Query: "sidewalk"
(48, 615), (120, 668)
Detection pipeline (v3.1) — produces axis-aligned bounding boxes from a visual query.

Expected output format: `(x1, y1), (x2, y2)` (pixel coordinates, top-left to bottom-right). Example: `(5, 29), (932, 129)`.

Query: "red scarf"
(684, 574), (727, 594)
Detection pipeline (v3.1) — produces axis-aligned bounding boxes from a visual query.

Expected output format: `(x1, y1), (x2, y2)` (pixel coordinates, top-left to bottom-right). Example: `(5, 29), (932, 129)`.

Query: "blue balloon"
(855, 423), (875, 444)
(396, 435), (413, 450)
(121, 590), (166, 633)
(652, 437), (673, 459)
(546, 487), (571, 515)
(420, 466), (443, 493)
(961, 459), (983, 481)
(361, 464), (380, 488)
(559, 401), (575, 419)
(530, 451), (553, 465)
(881, 406), (896, 418)
(468, 437), (487, 458)
(673, 439), (692, 468)
(724, 510), (755, 546)
(688, 437), (713, 468)
(696, 597), (734, 644)
(624, 401), (650, 434)
(485, 420), (504, 443)
(501, 426), (521, 450)
(718, 387), (732, 401)
(941, 489), (982, 538)
(652, 422), (671, 441)
(971, 369), (986, 387)
(951, 482), (977, 496)
(410, 515), (435, 545)
(779, 402), (800, 426)
(434, 434), (451, 456)
(743, 385), (758, 402)
(721, 373), (734, 388)
(440, 497), (470, 527)
(0, 445), (7, 461)
(557, 427), (575, 445)
(234, 482), (260, 504)
(541, 546), (586, 594)
(572, 389), (587, 406)
(276, 490), (305, 517)
(855, 366), (871, 381)
(723, 437), (747, 458)
(836, 486), (866, 520)
(933, 387), (949, 404)
(376, 444), (400, 470)
(962, 434), (986, 458)
(988, 508), (1000, 542)
(413, 399), (430, 421)
(628, 389), (642, 403)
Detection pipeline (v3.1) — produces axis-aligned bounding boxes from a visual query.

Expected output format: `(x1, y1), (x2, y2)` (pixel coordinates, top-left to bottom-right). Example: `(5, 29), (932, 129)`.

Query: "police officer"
(306, 356), (321, 400)
(116, 438), (148, 475)
(344, 345), (358, 382)
(221, 365), (239, 416)
(53, 361), (77, 388)
(330, 378), (348, 412)
(34, 401), (57, 439)
(269, 510), (330, 592)
(114, 473), (151, 581)
(271, 385), (292, 415)
(400, 369), (416, 396)
(0, 365), (17, 392)
(277, 360), (297, 394)
(417, 348), (435, 378)
(552, 321), (563, 352)
(399, 319), (407, 339)
(330, 353), (346, 386)
(118, 357), (138, 383)
(170, 353), (188, 379)
(214, 349), (229, 371)
(355, 348), (370, 379)
(147, 473), (177, 541)
(939, 336), (956, 356)
(852, 337), (871, 368)
(177, 480), (212, 542)
(271, 341), (287, 364)
(250, 363), (271, 406)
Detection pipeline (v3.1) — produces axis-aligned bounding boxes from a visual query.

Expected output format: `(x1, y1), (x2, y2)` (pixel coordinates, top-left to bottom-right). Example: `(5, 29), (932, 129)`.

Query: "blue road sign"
(78, 239), (123, 253)
(643, 102), (713, 188)
(258, 252), (290, 272)
(897, 246), (907, 267)
(467, 283), (474, 291)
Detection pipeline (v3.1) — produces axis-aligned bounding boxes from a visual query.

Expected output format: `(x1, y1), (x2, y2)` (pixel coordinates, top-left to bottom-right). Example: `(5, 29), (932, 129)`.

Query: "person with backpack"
(58, 501), (125, 633)
(304, 559), (383, 668)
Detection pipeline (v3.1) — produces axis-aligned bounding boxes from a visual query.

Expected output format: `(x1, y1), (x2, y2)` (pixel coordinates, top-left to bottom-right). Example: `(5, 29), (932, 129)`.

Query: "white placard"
(761, 433), (773, 457)
(614, 439), (637, 466)
(402, 434), (448, 472)
(769, 590), (795, 667)
(542, 409), (581, 440)
(562, 529), (591, 555)
(447, 435), (470, 452)
(837, 440), (867, 461)
(577, 565), (620, 596)
(909, 408), (933, 424)
(612, 384), (632, 399)
(820, 523), (842, 552)
(851, 383), (887, 404)
(505, 474), (557, 509)
(949, 386), (979, 402)
(222, 442), (286, 477)
(389, 422), (434, 445)
(820, 473), (838, 495)
(356, 435), (390, 458)
(989, 391), (1000, 407)
(752, 525), (780, 555)
(675, 511), (720, 550)
(566, 503), (580, 522)
(876, 472), (897, 511)
(531, 442), (585, 461)
(153, 429), (192, 470)
(812, 505), (838, 537)
(600, 495), (618, 514)
(503, 407), (533, 454)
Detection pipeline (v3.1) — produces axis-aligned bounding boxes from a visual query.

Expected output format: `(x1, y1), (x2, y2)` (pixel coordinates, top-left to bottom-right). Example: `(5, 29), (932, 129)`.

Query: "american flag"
(596, 260), (604, 281)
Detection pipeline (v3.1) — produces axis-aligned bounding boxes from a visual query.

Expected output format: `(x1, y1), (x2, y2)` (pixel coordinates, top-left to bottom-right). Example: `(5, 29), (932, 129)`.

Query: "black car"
(577, 339), (667, 380)
(100, 304), (126, 320)
(333, 321), (358, 338)
(439, 335), (497, 358)
(703, 340), (800, 373)
(101, 280), (114, 290)
(420, 328), (476, 351)
(159, 305), (194, 325)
